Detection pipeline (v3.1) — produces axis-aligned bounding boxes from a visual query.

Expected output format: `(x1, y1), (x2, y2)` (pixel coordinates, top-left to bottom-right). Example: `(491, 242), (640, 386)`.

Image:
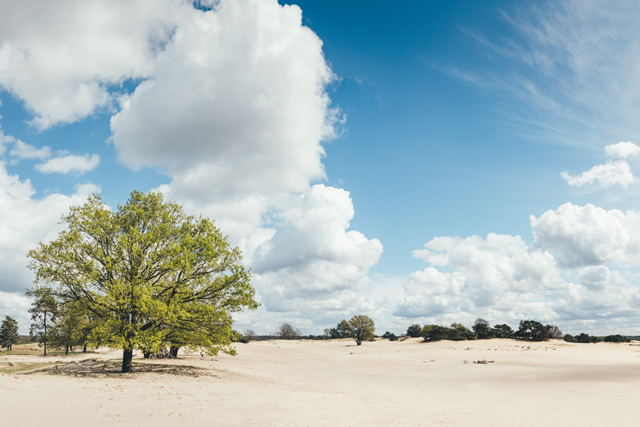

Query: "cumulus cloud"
(561, 160), (638, 188)
(605, 141), (640, 159)
(111, 0), (338, 225)
(247, 185), (383, 317)
(0, 161), (99, 332)
(530, 203), (640, 268)
(0, 0), (190, 129)
(399, 203), (640, 333)
(35, 153), (100, 174)
(398, 233), (564, 321)
(1, 0), (379, 334)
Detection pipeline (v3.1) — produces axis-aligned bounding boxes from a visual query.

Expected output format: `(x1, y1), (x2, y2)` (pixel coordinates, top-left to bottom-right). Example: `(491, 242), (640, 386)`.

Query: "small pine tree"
(0, 316), (19, 351)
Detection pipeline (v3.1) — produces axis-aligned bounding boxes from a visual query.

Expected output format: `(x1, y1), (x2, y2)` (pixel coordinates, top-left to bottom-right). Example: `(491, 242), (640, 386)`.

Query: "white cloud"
(0, 0), (190, 129)
(0, 161), (99, 332)
(111, 0), (338, 222)
(398, 233), (564, 320)
(9, 139), (51, 160)
(35, 153), (100, 174)
(398, 228), (640, 333)
(530, 203), (640, 268)
(247, 185), (383, 317)
(605, 141), (640, 159)
(561, 160), (638, 188)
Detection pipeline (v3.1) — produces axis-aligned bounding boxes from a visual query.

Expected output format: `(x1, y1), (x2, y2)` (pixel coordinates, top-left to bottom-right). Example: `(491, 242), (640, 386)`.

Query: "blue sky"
(2, 0), (640, 335)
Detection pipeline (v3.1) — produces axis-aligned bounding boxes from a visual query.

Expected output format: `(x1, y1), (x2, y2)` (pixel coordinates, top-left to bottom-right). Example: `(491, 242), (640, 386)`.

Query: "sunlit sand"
(2, 338), (640, 426)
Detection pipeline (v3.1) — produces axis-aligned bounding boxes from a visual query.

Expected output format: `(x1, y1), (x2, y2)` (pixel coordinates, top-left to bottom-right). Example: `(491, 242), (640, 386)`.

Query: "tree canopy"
(0, 316), (19, 351)
(337, 315), (375, 345)
(27, 191), (259, 372)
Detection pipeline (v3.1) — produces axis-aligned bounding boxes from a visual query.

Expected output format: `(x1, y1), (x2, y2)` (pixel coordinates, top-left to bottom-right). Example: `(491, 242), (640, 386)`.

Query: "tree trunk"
(83, 344), (87, 353)
(65, 346), (69, 355)
(122, 349), (133, 373)
(170, 346), (179, 358)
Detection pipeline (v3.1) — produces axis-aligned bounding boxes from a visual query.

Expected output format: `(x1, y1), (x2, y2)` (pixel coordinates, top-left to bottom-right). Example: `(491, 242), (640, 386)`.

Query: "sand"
(1, 338), (640, 426)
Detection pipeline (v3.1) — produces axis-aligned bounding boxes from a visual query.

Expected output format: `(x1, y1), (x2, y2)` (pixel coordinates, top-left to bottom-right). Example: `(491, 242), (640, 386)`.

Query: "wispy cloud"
(450, 1), (640, 146)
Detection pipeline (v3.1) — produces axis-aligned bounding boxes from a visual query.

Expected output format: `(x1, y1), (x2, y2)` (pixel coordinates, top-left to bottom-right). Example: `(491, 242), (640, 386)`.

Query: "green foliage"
(336, 315), (375, 345)
(26, 287), (60, 356)
(406, 324), (421, 338)
(515, 320), (553, 341)
(0, 316), (19, 351)
(27, 191), (259, 372)
(563, 334), (576, 343)
(328, 327), (341, 339)
(472, 319), (495, 339)
(604, 334), (630, 343)
(493, 324), (514, 339)
(382, 331), (398, 341)
(420, 323), (475, 342)
(575, 333), (592, 343)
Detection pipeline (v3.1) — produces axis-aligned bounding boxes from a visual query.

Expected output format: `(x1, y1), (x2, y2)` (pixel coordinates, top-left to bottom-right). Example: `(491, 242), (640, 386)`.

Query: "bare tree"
(274, 322), (301, 340)
(549, 325), (563, 339)
(244, 329), (258, 340)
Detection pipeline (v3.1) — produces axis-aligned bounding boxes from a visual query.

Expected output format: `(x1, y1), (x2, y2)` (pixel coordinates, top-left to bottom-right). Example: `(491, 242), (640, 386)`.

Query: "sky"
(2, 0), (640, 336)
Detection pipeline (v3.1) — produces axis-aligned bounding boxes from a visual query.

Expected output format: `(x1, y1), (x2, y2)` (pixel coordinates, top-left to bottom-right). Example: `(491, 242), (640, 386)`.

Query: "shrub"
(472, 319), (495, 339)
(406, 324), (422, 338)
(493, 324), (514, 339)
(382, 331), (398, 341)
(515, 320), (553, 341)
(604, 335), (630, 343)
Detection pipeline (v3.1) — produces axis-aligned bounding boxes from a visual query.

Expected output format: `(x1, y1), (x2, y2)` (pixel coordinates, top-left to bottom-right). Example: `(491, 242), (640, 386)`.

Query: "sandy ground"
(1, 338), (640, 426)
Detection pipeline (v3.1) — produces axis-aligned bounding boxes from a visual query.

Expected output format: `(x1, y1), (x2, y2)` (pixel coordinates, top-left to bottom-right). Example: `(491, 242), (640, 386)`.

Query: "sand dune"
(2, 338), (640, 426)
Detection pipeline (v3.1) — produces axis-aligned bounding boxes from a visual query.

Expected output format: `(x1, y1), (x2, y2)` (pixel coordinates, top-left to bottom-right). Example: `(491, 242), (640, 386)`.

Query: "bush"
(493, 324), (514, 339)
(382, 331), (398, 341)
(575, 333), (591, 343)
(421, 323), (475, 342)
(604, 334), (630, 343)
(406, 324), (422, 338)
(563, 334), (576, 343)
(472, 319), (495, 339)
(515, 320), (553, 341)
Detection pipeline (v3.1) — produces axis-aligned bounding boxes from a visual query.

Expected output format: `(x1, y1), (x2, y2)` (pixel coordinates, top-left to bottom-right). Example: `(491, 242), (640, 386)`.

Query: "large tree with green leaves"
(337, 315), (375, 345)
(26, 287), (59, 356)
(28, 191), (259, 372)
(0, 315), (19, 351)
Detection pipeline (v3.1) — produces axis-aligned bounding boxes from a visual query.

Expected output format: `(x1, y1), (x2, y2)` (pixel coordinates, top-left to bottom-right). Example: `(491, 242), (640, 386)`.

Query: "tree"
(26, 287), (59, 356)
(28, 191), (259, 372)
(449, 323), (476, 340)
(421, 325), (449, 341)
(336, 315), (375, 345)
(563, 334), (576, 343)
(0, 316), (19, 351)
(493, 324), (514, 339)
(274, 322), (301, 340)
(328, 327), (341, 339)
(244, 329), (258, 340)
(382, 331), (398, 341)
(406, 324), (422, 338)
(515, 320), (552, 341)
(548, 325), (563, 339)
(472, 318), (495, 339)
(575, 333), (591, 343)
